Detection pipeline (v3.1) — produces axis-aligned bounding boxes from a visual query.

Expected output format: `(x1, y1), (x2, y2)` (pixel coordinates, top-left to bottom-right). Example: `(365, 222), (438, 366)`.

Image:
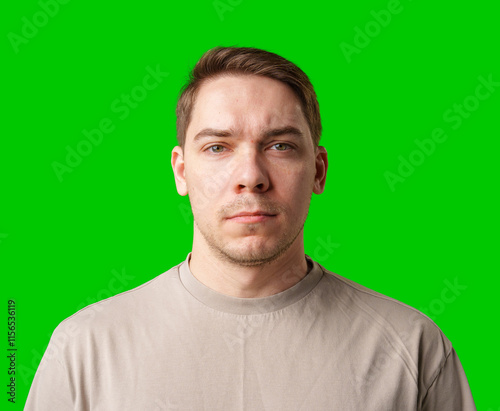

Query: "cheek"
(274, 162), (315, 192)
(185, 168), (227, 214)
(273, 166), (315, 214)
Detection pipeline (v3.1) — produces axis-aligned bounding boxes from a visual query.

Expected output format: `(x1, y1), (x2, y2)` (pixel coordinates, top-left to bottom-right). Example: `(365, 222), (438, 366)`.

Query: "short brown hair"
(175, 46), (322, 148)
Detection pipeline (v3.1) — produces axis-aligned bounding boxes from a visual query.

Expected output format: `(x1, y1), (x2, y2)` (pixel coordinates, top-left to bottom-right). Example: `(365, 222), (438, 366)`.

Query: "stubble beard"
(193, 197), (311, 268)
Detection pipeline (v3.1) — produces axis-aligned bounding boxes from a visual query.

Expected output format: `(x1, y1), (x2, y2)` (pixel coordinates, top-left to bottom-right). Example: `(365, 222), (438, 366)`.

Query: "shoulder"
(317, 263), (446, 338)
(314, 262), (454, 392)
(48, 262), (183, 349)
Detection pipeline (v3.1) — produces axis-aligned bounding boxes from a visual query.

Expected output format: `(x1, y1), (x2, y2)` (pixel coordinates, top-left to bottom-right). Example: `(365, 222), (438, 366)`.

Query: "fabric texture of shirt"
(25, 253), (476, 410)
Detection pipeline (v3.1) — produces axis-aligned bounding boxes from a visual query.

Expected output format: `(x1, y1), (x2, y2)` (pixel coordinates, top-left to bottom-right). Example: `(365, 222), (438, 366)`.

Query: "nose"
(231, 146), (270, 193)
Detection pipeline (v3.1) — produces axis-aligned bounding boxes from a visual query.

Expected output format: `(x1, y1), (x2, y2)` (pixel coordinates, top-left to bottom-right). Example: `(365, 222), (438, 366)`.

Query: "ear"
(313, 146), (328, 194)
(171, 146), (188, 196)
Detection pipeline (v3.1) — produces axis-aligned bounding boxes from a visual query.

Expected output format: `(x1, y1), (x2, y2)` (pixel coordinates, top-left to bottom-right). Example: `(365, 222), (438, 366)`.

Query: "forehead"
(187, 75), (307, 139)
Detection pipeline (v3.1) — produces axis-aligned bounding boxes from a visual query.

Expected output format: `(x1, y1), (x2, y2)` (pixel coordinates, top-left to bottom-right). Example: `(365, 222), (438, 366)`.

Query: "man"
(25, 46), (475, 410)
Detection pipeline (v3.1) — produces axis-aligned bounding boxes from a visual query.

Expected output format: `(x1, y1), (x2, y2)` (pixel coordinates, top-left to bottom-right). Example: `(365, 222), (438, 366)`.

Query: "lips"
(228, 211), (276, 218)
(226, 210), (277, 223)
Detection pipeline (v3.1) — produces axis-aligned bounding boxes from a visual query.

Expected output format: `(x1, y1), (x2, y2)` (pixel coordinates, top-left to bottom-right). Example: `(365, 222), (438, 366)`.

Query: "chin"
(218, 241), (289, 267)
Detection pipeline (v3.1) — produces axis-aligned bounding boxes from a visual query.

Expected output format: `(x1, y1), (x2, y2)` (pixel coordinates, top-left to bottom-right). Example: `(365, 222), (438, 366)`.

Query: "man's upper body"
(25, 253), (474, 410)
(25, 46), (475, 410)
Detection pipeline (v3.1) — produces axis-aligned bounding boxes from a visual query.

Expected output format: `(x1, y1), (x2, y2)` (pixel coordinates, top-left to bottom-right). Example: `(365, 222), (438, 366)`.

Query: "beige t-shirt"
(25, 253), (475, 410)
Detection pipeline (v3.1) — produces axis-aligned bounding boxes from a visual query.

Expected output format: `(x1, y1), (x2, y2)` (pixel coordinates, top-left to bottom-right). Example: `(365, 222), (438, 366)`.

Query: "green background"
(2, 0), (499, 408)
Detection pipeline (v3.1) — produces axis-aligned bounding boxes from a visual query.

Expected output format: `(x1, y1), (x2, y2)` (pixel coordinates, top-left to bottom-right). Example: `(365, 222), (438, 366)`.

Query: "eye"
(271, 143), (291, 151)
(206, 145), (226, 153)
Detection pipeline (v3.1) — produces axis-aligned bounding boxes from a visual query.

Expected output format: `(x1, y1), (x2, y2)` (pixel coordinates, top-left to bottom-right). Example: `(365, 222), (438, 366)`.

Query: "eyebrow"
(193, 126), (304, 142)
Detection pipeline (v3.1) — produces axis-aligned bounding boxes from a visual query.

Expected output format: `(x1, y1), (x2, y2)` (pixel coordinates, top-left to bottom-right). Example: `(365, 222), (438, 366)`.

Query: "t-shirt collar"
(178, 252), (324, 315)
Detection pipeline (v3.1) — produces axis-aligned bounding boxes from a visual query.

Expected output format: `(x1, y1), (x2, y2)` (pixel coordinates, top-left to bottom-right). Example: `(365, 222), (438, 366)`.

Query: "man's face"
(172, 74), (327, 266)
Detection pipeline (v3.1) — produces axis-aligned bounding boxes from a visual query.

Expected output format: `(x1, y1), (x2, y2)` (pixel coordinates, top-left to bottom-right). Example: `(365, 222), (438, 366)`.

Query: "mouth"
(226, 211), (277, 224)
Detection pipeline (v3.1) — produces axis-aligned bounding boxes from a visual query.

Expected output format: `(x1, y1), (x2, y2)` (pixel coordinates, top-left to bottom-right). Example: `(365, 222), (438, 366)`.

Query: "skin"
(171, 74), (328, 298)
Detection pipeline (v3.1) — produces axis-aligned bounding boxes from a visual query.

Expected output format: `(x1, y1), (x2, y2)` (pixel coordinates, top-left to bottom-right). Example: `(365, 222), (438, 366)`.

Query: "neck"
(189, 233), (309, 298)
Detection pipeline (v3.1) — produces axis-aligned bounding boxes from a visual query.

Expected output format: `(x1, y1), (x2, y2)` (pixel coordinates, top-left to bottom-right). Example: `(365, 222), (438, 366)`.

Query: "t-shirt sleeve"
(421, 347), (476, 411)
(24, 345), (73, 410)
